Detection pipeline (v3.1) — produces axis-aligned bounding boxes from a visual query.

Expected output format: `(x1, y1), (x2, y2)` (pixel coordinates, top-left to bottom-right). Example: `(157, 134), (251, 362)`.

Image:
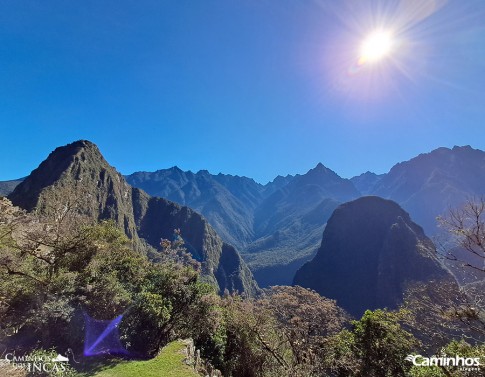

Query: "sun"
(359, 30), (393, 64)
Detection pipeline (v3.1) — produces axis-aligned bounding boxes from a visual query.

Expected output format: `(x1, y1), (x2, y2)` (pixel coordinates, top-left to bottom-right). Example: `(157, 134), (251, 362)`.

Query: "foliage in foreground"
(0, 196), (217, 358)
(2, 196), (485, 377)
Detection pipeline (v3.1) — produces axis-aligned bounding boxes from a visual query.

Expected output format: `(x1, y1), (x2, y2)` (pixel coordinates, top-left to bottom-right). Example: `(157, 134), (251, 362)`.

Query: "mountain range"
(371, 145), (485, 235)
(125, 162), (359, 286)
(2, 144), (485, 287)
(127, 145), (485, 286)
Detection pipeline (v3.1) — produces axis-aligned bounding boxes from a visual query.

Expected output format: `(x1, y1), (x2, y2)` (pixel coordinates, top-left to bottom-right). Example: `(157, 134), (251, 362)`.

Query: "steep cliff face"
(9, 140), (258, 296)
(9, 140), (139, 240)
(132, 188), (257, 293)
(294, 196), (455, 317)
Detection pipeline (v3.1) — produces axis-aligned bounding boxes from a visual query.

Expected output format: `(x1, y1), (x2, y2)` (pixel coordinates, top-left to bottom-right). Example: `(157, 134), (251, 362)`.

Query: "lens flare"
(84, 313), (129, 357)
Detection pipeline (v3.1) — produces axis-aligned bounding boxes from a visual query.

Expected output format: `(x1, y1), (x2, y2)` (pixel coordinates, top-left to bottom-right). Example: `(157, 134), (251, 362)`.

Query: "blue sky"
(1, 0), (484, 183)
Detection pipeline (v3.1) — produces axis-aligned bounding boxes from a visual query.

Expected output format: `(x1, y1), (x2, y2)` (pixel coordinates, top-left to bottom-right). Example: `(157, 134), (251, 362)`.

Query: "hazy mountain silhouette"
(0, 178), (24, 196)
(350, 171), (384, 195)
(370, 145), (485, 235)
(294, 196), (455, 317)
(8, 140), (258, 296)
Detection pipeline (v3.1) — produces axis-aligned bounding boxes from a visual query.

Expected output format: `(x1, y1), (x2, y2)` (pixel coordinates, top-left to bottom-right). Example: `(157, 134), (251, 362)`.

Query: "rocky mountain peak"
(8, 140), (112, 212)
(294, 196), (455, 316)
(308, 162), (331, 175)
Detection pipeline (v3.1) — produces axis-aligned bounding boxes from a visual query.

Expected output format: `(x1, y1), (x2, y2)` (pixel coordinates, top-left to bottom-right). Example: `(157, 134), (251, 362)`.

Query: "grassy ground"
(78, 340), (199, 377)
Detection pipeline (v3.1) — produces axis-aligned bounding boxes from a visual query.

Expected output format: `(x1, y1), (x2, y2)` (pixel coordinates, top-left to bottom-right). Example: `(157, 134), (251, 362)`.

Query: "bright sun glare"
(359, 30), (393, 64)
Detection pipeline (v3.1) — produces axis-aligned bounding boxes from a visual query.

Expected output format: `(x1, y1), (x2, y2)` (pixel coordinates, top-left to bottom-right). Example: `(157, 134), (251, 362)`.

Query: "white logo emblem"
(405, 353), (481, 369)
(51, 354), (69, 362)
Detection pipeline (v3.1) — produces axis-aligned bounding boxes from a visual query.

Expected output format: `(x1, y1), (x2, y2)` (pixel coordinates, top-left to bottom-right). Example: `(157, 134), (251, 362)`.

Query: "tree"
(120, 261), (216, 356)
(219, 293), (286, 377)
(401, 197), (485, 374)
(259, 286), (346, 375)
(431, 198), (485, 338)
(437, 197), (485, 273)
(352, 309), (418, 377)
(0, 196), (218, 359)
(325, 309), (418, 377)
(211, 287), (348, 377)
(0, 199), (141, 352)
(0, 196), (87, 348)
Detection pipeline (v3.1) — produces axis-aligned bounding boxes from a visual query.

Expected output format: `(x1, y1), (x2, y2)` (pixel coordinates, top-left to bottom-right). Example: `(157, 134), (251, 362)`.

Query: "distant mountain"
(350, 171), (383, 195)
(115, 145), (485, 288)
(262, 174), (295, 197)
(9, 140), (259, 296)
(246, 163), (360, 286)
(125, 168), (263, 249)
(294, 196), (456, 317)
(370, 146), (485, 235)
(0, 178), (23, 196)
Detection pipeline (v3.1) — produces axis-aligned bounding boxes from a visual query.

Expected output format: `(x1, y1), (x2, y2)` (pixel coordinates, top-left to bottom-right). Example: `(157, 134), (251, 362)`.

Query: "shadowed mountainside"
(293, 196), (456, 317)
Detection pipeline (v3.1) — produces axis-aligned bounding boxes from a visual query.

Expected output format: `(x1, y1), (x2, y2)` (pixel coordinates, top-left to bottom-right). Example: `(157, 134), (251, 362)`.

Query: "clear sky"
(1, 0), (484, 183)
